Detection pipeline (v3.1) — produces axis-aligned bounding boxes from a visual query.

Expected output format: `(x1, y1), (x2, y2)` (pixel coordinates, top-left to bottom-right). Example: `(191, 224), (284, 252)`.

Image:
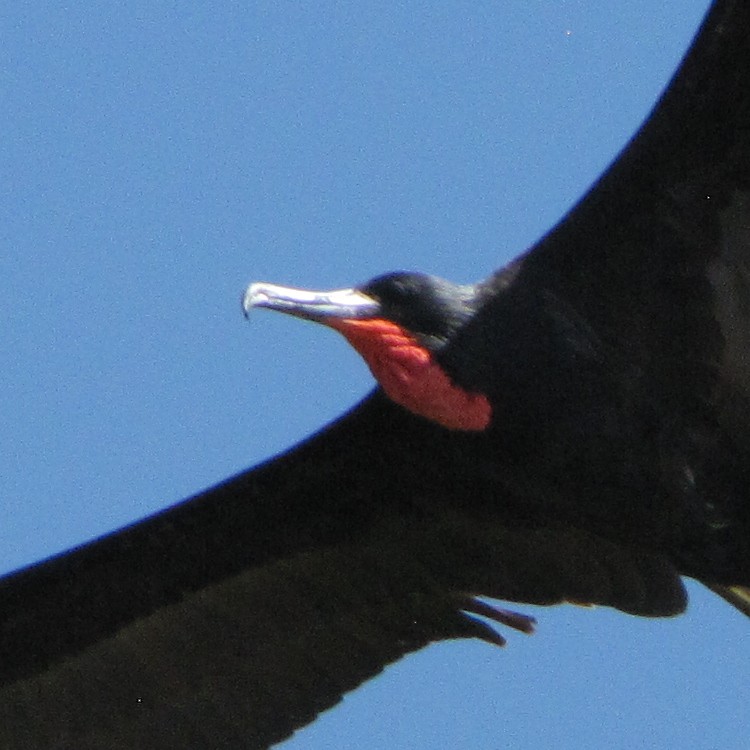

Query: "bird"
(2, 1), (750, 748)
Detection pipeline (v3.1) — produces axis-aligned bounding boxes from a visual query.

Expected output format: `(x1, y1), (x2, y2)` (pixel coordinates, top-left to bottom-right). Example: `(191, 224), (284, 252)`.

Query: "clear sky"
(3, 2), (748, 749)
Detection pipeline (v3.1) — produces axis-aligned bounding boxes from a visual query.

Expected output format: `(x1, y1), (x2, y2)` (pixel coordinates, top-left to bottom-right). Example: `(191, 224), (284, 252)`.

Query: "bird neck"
(327, 317), (492, 431)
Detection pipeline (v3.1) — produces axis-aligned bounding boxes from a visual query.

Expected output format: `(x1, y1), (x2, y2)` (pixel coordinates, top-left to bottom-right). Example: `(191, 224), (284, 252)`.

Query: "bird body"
(2, 1), (750, 748)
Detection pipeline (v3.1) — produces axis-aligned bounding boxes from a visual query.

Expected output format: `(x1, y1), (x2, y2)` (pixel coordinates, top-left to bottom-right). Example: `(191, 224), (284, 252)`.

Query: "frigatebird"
(2, 1), (750, 748)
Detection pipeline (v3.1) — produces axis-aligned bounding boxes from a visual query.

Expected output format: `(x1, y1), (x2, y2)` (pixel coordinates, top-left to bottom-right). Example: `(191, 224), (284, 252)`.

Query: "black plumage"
(2, 2), (750, 748)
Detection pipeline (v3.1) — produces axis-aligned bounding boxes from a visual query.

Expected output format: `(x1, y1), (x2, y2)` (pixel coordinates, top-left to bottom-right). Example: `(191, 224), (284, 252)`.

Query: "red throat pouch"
(328, 318), (491, 431)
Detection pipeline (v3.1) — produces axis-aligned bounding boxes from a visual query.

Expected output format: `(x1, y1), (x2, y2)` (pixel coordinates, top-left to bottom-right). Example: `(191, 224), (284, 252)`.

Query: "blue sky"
(3, 2), (749, 748)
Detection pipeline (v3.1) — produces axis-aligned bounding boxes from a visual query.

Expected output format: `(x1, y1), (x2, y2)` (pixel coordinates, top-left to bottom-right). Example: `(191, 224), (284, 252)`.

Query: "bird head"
(243, 272), (491, 431)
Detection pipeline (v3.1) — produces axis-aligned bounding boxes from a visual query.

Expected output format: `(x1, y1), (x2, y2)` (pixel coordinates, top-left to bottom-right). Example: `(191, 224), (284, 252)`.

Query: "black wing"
(1, 1), (748, 748)
(0, 391), (684, 748)
(505, 0), (750, 587)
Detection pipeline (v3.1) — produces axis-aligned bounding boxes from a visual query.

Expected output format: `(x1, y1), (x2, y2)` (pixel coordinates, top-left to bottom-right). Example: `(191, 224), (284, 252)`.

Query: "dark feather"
(2, 2), (750, 748)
